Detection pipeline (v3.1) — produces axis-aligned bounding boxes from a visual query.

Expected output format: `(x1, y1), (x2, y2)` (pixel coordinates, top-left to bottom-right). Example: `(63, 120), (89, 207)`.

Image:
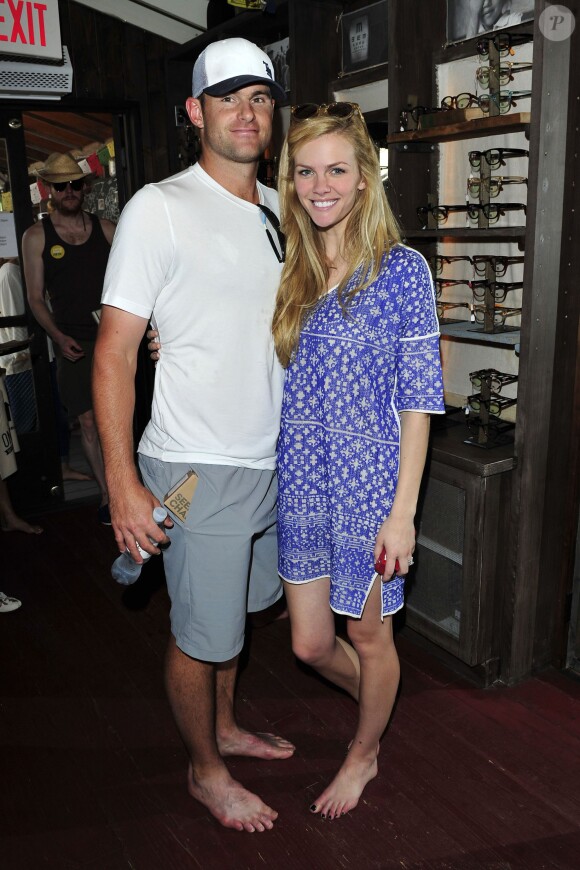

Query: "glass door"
(0, 109), (61, 516)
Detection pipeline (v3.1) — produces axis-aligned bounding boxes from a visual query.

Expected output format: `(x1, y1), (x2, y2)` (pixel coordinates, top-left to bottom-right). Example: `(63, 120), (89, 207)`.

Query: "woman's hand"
(146, 327), (161, 362)
(374, 513), (415, 579)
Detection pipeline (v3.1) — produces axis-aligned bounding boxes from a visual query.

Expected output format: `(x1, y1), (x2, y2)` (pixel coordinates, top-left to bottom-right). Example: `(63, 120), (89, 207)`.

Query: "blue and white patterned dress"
(277, 244), (445, 618)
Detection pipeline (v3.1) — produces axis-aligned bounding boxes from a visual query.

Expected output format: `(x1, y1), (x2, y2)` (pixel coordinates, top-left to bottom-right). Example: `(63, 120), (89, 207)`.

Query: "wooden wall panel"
(51, 1), (177, 183)
(533, 0), (580, 670)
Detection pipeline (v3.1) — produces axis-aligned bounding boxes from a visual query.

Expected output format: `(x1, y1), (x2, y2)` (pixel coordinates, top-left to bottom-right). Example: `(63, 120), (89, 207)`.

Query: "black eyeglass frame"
(472, 255), (525, 276)
(476, 31), (533, 58)
(468, 148), (529, 169)
(470, 280), (524, 302)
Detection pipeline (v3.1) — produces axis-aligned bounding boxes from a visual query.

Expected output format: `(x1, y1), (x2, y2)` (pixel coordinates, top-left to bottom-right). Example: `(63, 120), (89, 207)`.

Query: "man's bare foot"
(1, 515), (43, 534)
(218, 727), (295, 760)
(187, 764), (278, 832)
(309, 754), (378, 820)
(61, 464), (93, 482)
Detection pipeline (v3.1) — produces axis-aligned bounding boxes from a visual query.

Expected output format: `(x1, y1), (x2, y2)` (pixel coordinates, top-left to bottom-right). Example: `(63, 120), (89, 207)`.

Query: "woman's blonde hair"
(272, 109), (401, 368)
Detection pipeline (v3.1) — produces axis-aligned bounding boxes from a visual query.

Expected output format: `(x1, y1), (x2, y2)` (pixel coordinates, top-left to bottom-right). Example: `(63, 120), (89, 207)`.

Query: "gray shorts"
(138, 455), (281, 663)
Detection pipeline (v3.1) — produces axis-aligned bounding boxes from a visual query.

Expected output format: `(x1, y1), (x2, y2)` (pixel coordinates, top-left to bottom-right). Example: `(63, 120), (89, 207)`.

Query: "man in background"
(22, 152), (115, 524)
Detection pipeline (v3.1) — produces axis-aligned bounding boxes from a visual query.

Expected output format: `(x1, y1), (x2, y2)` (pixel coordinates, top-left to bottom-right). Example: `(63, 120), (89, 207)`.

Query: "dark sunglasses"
(51, 179), (85, 192)
(291, 102), (362, 122)
(257, 204), (286, 263)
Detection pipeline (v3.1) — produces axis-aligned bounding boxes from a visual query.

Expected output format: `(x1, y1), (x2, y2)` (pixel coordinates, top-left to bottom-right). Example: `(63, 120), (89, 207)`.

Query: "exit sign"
(0, 0), (62, 60)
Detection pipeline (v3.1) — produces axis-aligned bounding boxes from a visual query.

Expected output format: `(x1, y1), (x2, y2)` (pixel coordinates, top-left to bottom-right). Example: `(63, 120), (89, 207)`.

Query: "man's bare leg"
(165, 637), (279, 832)
(77, 409), (108, 504)
(215, 657), (295, 759)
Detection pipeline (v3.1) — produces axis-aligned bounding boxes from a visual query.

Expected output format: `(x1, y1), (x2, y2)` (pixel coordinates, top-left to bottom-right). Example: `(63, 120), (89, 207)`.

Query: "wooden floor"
(2, 504), (580, 870)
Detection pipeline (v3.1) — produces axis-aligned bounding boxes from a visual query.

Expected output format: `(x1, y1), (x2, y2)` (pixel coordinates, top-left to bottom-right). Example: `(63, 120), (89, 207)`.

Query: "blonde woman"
(273, 103), (444, 819)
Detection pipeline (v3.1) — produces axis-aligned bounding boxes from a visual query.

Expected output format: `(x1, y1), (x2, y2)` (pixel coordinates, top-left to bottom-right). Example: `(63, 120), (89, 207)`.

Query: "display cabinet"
(387, 0), (579, 683)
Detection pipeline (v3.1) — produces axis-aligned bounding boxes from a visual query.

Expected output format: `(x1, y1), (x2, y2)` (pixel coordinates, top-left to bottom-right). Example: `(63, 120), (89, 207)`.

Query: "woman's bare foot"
(187, 764), (278, 832)
(310, 754), (379, 820)
(218, 727), (295, 760)
(61, 463), (93, 482)
(1, 515), (43, 534)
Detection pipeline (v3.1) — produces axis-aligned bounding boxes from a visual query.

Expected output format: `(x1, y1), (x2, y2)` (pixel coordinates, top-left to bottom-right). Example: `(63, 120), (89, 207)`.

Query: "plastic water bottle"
(111, 506), (168, 586)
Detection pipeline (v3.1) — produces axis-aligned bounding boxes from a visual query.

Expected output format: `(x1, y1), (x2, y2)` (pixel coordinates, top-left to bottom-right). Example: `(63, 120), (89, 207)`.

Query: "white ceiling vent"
(0, 46), (73, 100)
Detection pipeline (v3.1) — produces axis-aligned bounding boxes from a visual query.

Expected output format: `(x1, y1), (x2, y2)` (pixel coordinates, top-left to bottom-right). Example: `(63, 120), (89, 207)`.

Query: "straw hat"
(37, 152), (87, 183)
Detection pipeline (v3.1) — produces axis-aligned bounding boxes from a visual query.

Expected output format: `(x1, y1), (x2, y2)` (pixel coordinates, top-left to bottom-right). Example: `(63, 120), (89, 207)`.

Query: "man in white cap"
(93, 38), (292, 833)
(22, 152), (115, 523)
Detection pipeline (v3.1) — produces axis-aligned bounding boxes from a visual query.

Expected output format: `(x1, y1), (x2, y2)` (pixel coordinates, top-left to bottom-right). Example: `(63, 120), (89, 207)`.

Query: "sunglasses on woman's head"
(291, 102), (363, 122)
(51, 179), (85, 192)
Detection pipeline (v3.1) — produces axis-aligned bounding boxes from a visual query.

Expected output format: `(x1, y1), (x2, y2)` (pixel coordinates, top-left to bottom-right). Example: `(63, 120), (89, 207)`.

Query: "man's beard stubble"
(53, 194), (84, 217)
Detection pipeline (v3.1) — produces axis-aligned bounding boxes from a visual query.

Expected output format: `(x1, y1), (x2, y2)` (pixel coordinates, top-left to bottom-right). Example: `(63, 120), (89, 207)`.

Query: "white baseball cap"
(192, 37), (286, 102)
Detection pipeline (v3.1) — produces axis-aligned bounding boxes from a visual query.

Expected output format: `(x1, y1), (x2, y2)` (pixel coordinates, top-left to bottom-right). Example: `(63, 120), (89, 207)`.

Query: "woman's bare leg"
(284, 578), (360, 700)
(310, 579), (400, 819)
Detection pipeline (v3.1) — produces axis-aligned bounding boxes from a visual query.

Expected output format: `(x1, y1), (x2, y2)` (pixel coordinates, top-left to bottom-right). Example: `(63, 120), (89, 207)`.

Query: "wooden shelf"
(439, 321), (520, 347)
(406, 227), (527, 240)
(389, 112), (531, 144)
(431, 411), (516, 477)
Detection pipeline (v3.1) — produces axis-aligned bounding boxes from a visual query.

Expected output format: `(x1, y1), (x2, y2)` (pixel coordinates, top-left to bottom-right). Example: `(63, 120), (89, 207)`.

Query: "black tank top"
(42, 213), (111, 341)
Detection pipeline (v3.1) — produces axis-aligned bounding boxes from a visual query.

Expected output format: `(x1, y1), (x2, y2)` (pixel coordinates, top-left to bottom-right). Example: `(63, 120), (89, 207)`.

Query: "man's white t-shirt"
(101, 163), (284, 470)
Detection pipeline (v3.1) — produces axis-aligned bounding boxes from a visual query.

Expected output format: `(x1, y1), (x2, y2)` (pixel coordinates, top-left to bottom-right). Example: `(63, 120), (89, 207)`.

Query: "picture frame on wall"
(446, 0), (534, 44)
(263, 37), (290, 95)
(340, 1), (388, 76)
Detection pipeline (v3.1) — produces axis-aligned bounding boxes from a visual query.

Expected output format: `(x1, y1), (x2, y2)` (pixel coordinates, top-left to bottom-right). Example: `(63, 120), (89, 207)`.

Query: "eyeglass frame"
(470, 280), (524, 303)
(429, 255), (473, 274)
(436, 301), (472, 320)
(469, 368), (519, 392)
(472, 255), (525, 276)
(475, 62), (533, 88)
(466, 202), (527, 223)
(468, 148), (529, 169)
(417, 204), (473, 227)
(467, 176), (528, 198)
(434, 278), (472, 297)
(441, 90), (531, 114)
(472, 304), (522, 325)
(418, 202), (526, 227)
(467, 391), (518, 416)
(476, 31), (533, 59)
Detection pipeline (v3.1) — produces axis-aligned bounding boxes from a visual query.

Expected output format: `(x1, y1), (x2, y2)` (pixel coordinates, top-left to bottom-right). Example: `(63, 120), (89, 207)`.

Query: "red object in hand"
(374, 546), (400, 576)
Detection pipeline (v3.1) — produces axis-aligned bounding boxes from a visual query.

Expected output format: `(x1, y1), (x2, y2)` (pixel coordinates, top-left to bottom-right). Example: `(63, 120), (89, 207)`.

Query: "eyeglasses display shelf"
(388, 112), (530, 145)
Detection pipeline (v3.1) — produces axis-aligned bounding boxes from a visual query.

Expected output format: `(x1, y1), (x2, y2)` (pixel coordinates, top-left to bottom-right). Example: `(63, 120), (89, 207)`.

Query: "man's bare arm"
(93, 304), (171, 560)
(21, 224), (84, 361)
